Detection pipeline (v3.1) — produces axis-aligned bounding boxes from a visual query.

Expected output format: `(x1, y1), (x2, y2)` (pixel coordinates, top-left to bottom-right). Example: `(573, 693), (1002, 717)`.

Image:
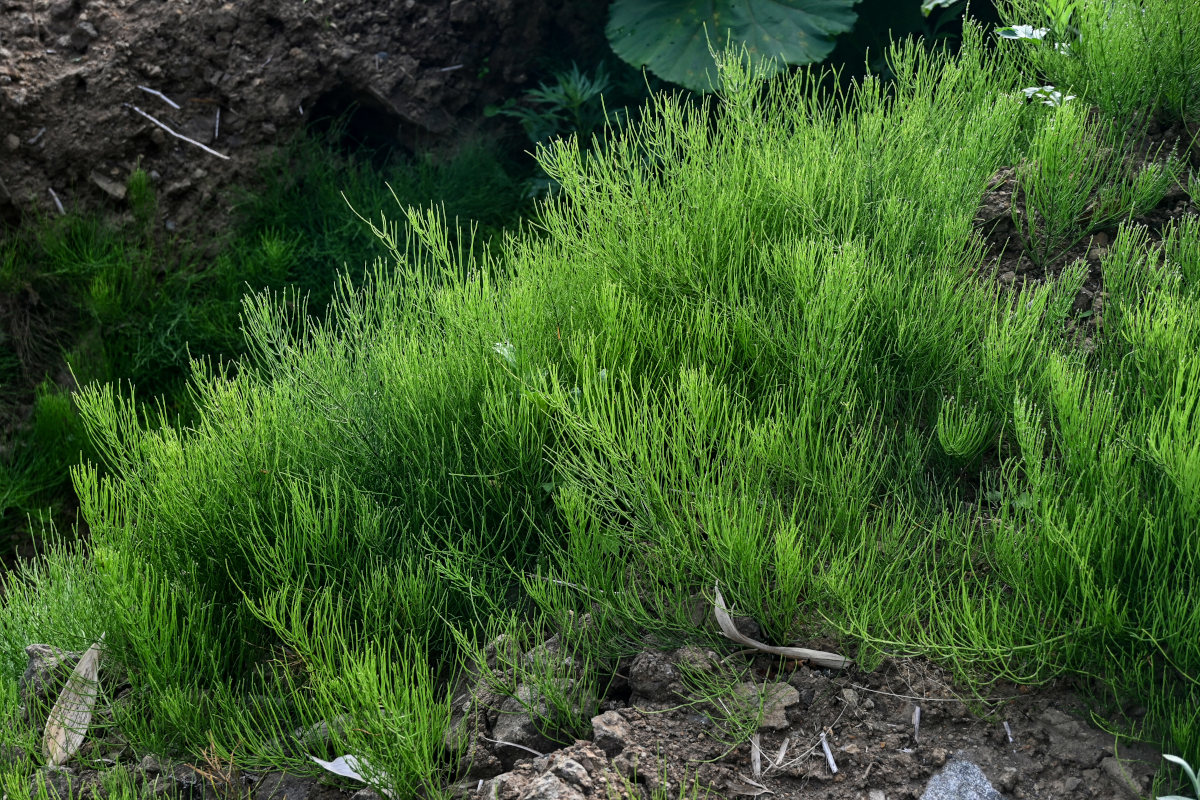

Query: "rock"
(49, 0), (78, 22)
(1041, 709), (1103, 767)
(90, 170), (127, 200)
(3, 133), (18, 151)
(253, 771), (320, 800)
(491, 685), (554, 757)
(19, 644), (82, 725)
(0, 744), (28, 766)
(69, 20), (98, 51)
(591, 710), (631, 757)
(137, 753), (165, 775)
(999, 270), (1017, 286)
(550, 758), (592, 793)
(733, 682), (799, 730)
(869, 791), (886, 800)
(1100, 757), (1144, 799)
(920, 760), (1002, 800)
(628, 650), (677, 700)
(30, 766), (77, 800)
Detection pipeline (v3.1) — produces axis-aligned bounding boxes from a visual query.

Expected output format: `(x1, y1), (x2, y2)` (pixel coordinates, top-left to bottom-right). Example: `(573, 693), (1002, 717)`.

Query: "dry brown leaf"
(43, 636), (104, 766)
(712, 584), (849, 670)
(729, 774), (774, 796)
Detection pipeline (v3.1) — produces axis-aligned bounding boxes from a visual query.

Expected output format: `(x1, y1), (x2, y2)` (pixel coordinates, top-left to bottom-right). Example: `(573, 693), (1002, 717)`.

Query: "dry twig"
(123, 103), (230, 160)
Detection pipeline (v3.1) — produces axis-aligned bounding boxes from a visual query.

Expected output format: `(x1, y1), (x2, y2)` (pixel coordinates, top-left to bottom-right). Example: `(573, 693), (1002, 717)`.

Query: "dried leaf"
(770, 737), (790, 771)
(310, 754), (395, 798)
(751, 733), (762, 779)
(713, 584), (849, 670)
(43, 637), (104, 766)
(729, 774), (773, 796)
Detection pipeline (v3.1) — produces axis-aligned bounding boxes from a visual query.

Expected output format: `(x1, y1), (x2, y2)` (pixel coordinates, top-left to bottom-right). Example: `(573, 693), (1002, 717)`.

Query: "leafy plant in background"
(605, 0), (860, 92)
(997, 0), (1200, 123)
(485, 63), (624, 148)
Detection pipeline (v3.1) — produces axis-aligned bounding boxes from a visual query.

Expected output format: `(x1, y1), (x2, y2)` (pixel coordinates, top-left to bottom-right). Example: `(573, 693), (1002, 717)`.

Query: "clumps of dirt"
(0, 0), (607, 235)
(15, 635), (1167, 800)
(451, 644), (1163, 800)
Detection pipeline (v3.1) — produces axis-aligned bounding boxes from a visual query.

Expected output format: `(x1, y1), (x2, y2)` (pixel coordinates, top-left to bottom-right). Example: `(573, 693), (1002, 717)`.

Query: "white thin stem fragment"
(913, 705), (922, 743)
(751, 733), (762, 780)
(439, 63), (463, 72)
(1003, 721), (1013, 743)
(47, 187), (64, 215)
(28, 127), (46, 145)
(137, 85), (181, 109)
(214, 107), (220, 140)
(771, 738), (789, 771)
(124, 104), (230, 160)
(480, 735), (544, 757)
(820, 732), (838, 774)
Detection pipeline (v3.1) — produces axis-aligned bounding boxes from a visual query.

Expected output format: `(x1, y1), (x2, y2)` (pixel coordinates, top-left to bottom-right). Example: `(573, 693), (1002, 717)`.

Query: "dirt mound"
(0, 0), (606, 233)
(16, 641), (1165, 800)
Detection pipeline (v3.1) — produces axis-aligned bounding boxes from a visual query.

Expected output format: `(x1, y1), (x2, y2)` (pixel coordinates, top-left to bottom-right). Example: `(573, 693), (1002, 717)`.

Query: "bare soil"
(0, 0), (606, 234)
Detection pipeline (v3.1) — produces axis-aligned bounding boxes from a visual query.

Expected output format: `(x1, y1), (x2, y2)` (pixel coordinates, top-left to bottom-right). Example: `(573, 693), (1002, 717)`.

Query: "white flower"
(997, 24), (1049, 39)
(1021, 85), (1077, 106)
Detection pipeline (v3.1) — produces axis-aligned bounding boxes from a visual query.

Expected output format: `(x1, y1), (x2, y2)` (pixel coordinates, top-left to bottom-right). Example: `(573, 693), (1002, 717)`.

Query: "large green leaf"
(606, 0), (860, 93)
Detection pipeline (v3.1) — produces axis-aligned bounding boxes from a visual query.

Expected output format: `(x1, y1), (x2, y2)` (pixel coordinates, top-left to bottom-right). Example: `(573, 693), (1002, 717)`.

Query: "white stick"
(913, 705), (922, 743)
(1003, 720), (1013, 743)
(820, 732), (838, 774)
(47, 187), (64, 215)
(214, 107), (220, 140)
(28, 127), (46, 145)
(751, 733), (762, 780)
(137, 85), (181, 110)
(480, 735), (543, 758)
(124, 104), (230, 160)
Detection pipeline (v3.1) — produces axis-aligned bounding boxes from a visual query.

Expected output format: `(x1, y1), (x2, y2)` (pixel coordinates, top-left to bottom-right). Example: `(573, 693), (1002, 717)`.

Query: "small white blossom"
(997, 25), (1049, 39)
(1021, 85), (1077, 106)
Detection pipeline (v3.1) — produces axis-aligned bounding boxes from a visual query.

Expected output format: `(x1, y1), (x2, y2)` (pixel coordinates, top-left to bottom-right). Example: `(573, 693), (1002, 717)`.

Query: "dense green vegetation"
(2, 0), (1200, 796)
(0, 130), (533, 562)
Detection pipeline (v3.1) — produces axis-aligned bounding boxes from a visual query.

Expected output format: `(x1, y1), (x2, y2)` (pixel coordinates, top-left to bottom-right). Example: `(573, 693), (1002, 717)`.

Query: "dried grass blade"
(43, 638), (104, 765)
(713, 584), (848, 669)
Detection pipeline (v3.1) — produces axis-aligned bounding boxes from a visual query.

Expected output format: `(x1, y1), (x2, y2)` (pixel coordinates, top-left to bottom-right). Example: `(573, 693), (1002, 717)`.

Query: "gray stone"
(733, 682), (799, 730)
(590, 710), (631, 757)
(491, 685), (553, 755)
(1100, 757), (1144, 799)
(254, 771), (319, 800)
(550, 759), (591, 792)
(137, 753), (165, 775)
(3, 133), (18, 151)
(519, 773), (585, 800)
(69, 20), (96, 50)
(20, 644), (80, 705)
(628, 651), (677, 699)
(29, 766), (76, 800)
(920, 760), (1002, 800)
